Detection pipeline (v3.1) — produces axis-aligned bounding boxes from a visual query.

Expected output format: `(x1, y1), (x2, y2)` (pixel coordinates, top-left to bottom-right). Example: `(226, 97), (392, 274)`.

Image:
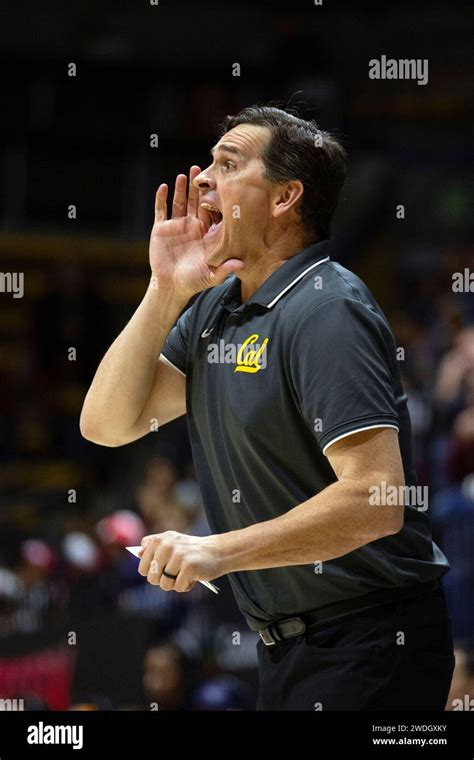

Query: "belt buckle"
(258, 617), (306, 646)
(258, 628), (276, 646)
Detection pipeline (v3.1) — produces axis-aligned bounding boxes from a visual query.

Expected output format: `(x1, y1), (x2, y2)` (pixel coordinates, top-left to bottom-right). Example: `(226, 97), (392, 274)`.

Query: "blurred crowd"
(386, 244), (474, 711)
(0, 454), (258, 710)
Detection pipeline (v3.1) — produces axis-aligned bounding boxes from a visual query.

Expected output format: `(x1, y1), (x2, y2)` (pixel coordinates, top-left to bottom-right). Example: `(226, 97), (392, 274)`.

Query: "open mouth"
(201, 201), (223, 240)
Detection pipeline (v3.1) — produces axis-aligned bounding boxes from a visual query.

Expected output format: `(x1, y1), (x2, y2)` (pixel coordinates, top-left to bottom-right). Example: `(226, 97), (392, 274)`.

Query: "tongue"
(205, 220), (222, 238)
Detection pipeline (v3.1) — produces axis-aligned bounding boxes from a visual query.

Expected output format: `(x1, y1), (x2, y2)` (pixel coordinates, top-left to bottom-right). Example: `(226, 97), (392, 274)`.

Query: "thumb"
(209, 258), (245, 285)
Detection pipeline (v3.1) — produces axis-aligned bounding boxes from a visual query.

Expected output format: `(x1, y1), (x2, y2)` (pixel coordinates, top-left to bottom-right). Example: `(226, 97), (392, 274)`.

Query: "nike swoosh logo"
(201, 328), (214, 338)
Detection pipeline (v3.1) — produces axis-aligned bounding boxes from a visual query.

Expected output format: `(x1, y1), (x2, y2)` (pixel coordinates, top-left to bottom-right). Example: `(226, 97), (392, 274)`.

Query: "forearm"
(217, 478), (404, 574)
(80, 281), (186, 444)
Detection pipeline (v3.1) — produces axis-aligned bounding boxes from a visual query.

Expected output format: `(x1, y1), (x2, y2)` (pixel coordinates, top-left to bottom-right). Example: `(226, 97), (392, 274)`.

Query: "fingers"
(138, 536), (169, 586)
(138, 539), (156, 577)
(137, 533), (199, 593)
(171, 174), (187, 218)
(138, 535), (179, 590)
(154, 184), (168, 223)
(186, 165), (201, 217)
(175, 580), (197, 593)
(159, 554), (181, 592)
(156, 167), (201, 222)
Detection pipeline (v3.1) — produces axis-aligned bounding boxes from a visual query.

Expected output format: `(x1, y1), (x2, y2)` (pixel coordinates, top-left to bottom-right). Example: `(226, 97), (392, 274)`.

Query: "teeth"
(201, 201), (220, 213)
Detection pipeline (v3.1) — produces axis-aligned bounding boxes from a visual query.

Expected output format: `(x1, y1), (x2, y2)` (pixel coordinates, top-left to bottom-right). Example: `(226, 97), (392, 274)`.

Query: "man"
(80, 106), (454, 710)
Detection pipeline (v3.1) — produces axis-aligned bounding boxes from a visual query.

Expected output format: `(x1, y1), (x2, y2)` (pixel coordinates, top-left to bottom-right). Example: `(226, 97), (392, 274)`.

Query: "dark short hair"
(220, 106), (347, 240)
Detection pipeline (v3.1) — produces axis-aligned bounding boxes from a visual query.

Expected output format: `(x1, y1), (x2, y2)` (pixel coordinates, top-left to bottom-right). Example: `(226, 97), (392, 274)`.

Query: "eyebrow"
(210, 142), (245, 160)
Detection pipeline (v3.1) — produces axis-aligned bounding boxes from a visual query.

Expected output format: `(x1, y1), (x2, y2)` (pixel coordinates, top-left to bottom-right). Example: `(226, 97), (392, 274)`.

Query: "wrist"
(146, 277), (189, 311)
(207, 529), (248, 576)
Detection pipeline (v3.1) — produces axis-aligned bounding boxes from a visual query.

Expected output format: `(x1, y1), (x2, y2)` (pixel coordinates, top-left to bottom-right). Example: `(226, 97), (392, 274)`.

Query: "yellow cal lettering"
(235, 335), (269, 374)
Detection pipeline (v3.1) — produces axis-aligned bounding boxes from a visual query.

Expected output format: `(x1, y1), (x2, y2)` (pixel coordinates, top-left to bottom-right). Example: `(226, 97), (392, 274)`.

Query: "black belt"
(258, 578), (441, 646)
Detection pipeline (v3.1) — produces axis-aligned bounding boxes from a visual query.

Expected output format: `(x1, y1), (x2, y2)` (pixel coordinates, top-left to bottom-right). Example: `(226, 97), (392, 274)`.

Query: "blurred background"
(0, 0), (473, 710)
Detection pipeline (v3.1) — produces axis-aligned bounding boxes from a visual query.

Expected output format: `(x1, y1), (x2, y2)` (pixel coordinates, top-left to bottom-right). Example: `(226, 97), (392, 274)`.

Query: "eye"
(222, 160), (236, 172)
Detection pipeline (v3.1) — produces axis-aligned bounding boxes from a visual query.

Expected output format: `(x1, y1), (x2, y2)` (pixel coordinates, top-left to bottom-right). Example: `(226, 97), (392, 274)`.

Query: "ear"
(271, 180), (304, 220)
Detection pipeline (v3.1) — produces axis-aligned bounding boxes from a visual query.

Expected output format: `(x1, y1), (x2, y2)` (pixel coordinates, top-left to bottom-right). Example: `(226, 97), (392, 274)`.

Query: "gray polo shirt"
(161, 239), (449, 631)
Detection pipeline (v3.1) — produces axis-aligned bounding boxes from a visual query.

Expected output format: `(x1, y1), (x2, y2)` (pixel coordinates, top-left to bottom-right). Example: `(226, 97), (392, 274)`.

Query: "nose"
(192, 166), (216, 190)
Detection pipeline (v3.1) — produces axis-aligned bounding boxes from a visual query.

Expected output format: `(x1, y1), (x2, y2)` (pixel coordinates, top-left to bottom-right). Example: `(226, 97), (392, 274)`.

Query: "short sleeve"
(290, 297), (400, 455)
(160, 303), (194, 376)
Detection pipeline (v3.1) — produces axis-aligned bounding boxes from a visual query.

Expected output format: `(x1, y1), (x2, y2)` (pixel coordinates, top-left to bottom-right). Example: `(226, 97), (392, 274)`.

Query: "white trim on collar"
(266, 256), (330, 308)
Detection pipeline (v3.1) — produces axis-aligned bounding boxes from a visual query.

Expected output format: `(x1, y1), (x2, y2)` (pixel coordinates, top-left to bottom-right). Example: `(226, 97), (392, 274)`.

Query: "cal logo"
(235, 333), (269, 374)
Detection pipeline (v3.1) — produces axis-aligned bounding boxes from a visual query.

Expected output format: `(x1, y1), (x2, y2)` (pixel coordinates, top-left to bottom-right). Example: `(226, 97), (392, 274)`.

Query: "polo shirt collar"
(220, 239), (331, 311)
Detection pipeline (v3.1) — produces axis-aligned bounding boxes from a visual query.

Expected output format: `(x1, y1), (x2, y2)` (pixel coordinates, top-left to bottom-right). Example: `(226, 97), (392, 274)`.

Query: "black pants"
(256, 583), (455, 711)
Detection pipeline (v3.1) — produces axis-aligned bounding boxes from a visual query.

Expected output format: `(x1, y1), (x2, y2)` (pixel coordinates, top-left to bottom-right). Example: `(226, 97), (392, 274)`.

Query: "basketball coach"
(80, 106), (454, 710)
